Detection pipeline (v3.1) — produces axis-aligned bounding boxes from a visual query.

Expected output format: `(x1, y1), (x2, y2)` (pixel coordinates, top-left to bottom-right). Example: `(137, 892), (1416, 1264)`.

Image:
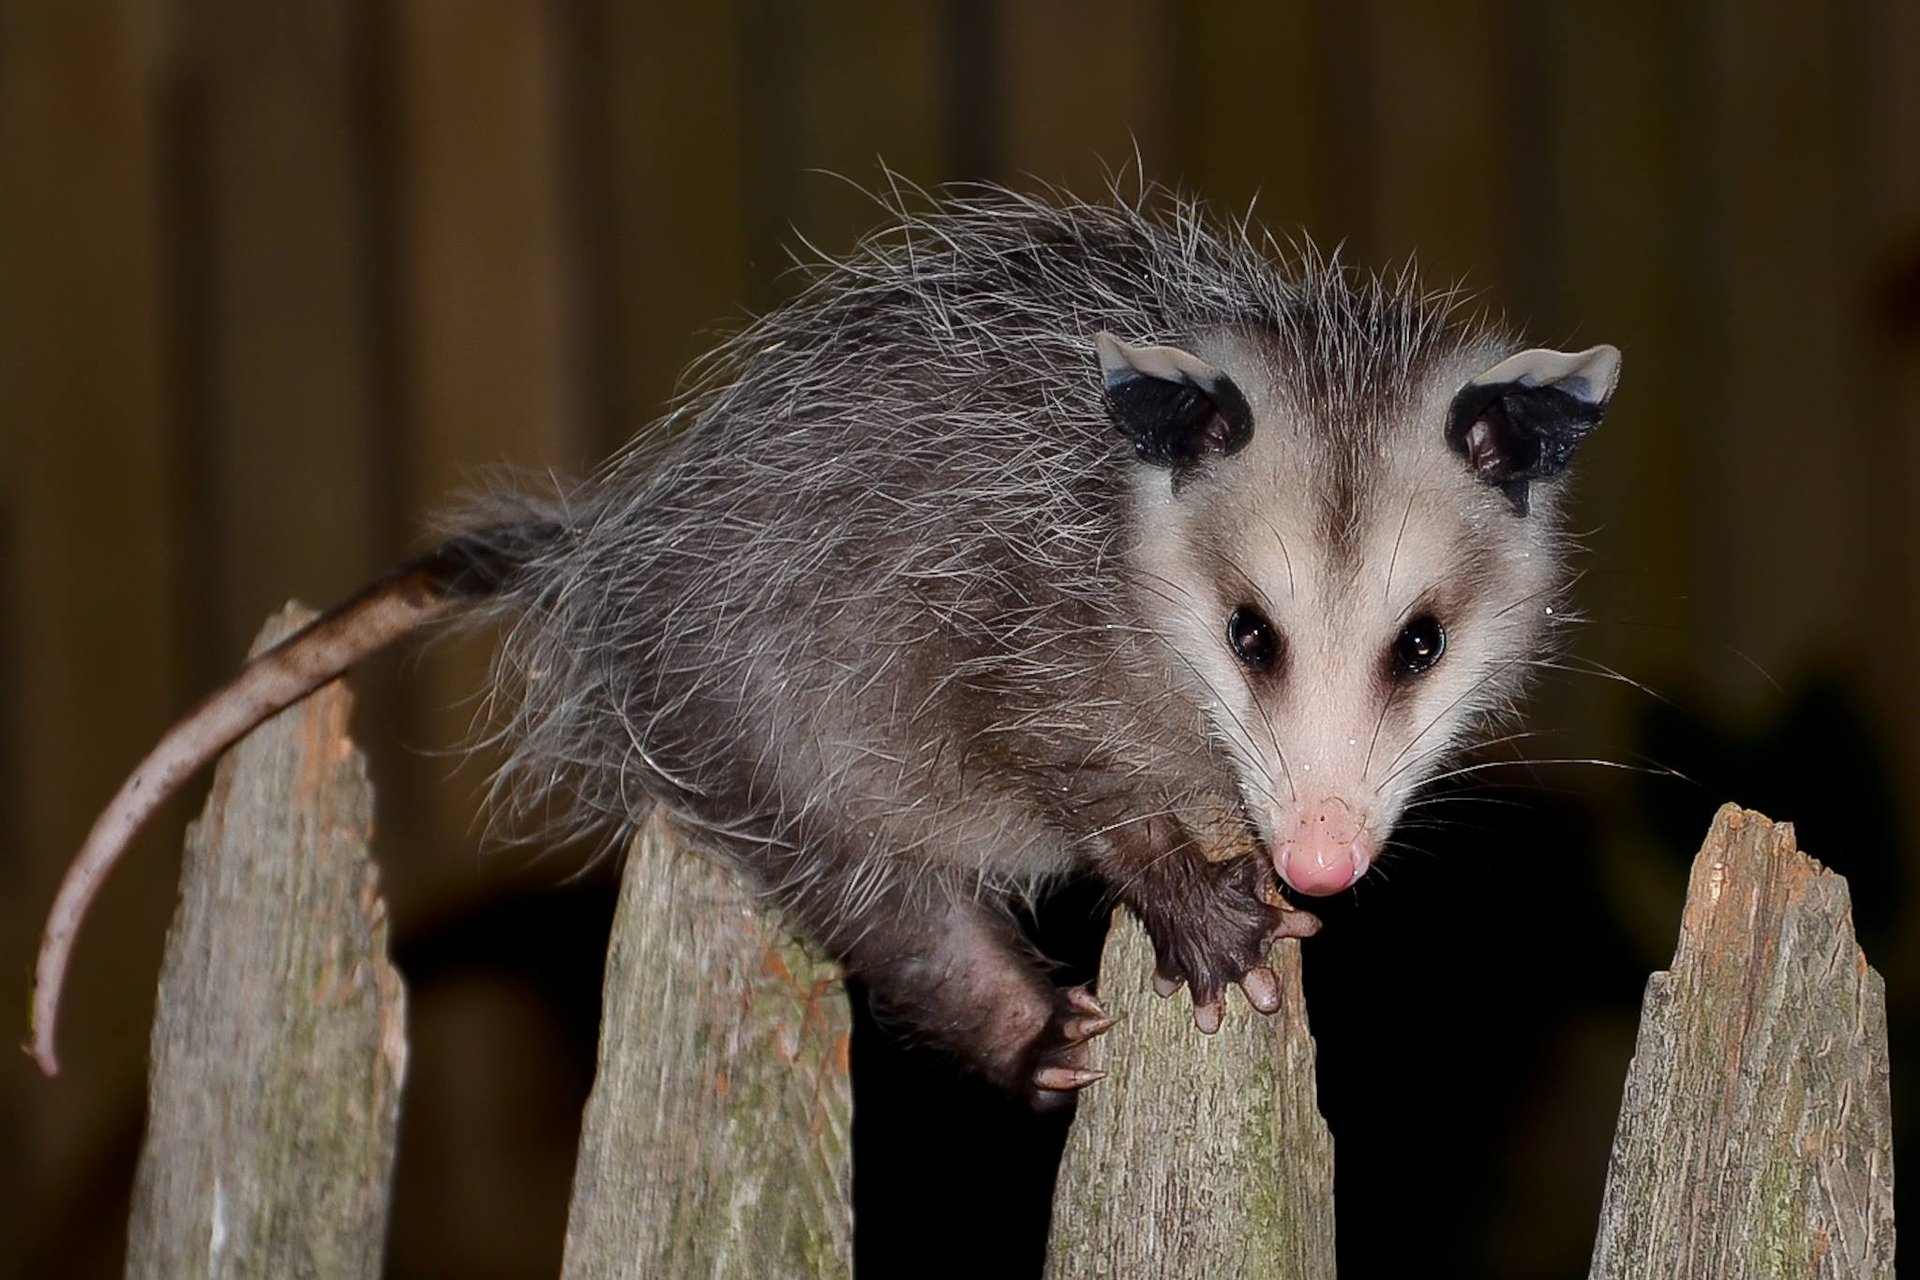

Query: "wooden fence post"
(1589, 804), (1896, 1279)
(1044, 912), (1337, 1279)
(124, 604), (405, 1280)
(560, 810), (853, 1278)
(112, 637), (1895, 1280)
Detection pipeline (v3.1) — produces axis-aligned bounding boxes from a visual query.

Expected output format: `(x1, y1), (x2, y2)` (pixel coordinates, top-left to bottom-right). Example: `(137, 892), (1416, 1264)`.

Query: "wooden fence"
(108, 606), (1904, 1274)
(111, 605), (1895, 1278)
(11, 4), (1920, 1272)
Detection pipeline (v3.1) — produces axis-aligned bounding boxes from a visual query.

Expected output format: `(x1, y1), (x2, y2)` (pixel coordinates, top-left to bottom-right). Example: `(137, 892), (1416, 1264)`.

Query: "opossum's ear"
(1445, 344), (1621, 515)
(1095, 331), (1254, 468)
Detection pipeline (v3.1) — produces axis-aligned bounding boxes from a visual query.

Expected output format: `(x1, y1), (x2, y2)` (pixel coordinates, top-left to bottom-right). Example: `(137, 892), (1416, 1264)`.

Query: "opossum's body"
(34, 185), (1620, 1104)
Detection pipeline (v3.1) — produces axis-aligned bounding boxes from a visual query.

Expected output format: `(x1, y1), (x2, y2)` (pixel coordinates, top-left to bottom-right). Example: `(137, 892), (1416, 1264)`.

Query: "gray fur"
(37, 178), (1611, 1094)
(472, 182), (1533, 944)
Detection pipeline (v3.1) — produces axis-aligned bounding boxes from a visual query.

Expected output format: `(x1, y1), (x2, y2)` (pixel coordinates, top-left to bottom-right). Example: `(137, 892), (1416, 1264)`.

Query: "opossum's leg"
(831, 888), (1112, 1110)
(1101, 815), (1320, 1033)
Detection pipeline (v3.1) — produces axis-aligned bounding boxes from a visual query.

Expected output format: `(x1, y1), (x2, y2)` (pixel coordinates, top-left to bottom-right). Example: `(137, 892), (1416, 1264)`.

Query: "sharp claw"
(1152, 972), (1182, 999)
(1257, 877), (1326, 938)
(1064, 986), (1107, 1018)
(1239, 965), (1281, 1014)
(1033, 1064), (1107, 1093)
(1273, 908), (1323, 940)
(1192, 998), (1224, 1035)
(1062, 1014), (1119, 1044)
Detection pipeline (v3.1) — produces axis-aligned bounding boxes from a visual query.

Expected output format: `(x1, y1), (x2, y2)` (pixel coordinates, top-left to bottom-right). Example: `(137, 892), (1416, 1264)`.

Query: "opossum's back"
(492, 380), (1145, 842)
(486, 187), (1300, 836)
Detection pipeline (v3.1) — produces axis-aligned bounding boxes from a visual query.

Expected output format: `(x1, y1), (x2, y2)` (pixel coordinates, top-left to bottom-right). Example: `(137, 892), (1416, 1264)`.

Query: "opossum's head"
(1105, 324), (1620, 896)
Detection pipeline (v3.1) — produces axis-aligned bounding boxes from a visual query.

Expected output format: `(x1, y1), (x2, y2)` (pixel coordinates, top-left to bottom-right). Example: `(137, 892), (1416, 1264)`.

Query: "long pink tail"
(29, 527), (545, 1075)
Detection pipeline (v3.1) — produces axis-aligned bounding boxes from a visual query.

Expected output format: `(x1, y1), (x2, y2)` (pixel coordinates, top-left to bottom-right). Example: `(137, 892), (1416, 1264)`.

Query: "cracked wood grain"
(126, 605), (405, 1280)
(560, 810), (852, 1279)
(1589, 804), (1895, 1280)
(1044, 910), (1336, 1279)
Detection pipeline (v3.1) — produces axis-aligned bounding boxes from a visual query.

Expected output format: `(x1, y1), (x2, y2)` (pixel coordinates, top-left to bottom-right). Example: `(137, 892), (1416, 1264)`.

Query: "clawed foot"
(1027, 985), (1117, 1109)
(1145, 859), (1320, 1034)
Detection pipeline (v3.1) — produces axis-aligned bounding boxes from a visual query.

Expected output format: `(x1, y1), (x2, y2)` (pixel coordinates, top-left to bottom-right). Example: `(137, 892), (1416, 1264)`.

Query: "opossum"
(31, 183), (1619, 1107)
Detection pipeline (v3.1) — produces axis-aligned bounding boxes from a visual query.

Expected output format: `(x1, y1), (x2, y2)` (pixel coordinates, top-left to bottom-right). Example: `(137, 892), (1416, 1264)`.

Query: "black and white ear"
(1445, 345), (1621, 515)
(1095, 331), (1254, 468)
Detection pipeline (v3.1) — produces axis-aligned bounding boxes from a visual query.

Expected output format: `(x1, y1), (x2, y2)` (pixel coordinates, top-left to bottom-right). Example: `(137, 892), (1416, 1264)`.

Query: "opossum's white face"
(1102, 329), (1619, 896)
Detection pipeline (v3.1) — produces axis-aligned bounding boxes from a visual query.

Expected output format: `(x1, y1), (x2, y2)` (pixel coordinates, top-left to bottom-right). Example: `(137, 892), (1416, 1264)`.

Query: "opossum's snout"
(1121, 331), (1624, 907)
(1272, 796), (1374, 896)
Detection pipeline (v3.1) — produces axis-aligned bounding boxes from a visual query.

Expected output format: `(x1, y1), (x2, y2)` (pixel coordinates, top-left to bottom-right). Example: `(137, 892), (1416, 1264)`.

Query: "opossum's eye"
(1391, 616), (1447, 678)
(1227, 606), (1281, 670)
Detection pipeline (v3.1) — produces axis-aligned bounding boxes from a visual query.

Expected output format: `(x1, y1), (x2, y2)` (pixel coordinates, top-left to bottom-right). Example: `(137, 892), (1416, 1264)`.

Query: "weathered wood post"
(114, 632), (1896, 1280)
(560, 811), (854, 1278)
(1044, 914), (1337, 1279)
(125, 604), (406, 1280)
(1588, 804), (1896, 1279)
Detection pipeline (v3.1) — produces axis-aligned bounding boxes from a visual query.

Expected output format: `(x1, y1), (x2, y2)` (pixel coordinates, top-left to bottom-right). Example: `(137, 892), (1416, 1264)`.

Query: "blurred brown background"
(4, 1), (1917, 1277)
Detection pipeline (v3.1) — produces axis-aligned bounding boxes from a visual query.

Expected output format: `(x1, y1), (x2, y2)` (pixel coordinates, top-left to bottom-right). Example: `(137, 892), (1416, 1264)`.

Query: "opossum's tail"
(29, 521), (560, 1076)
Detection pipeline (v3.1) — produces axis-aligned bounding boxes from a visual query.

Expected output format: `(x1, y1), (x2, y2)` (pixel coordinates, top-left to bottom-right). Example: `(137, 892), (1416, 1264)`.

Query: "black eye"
(1392, 615), (1447, 677)
(1226, 605), (1280, 670)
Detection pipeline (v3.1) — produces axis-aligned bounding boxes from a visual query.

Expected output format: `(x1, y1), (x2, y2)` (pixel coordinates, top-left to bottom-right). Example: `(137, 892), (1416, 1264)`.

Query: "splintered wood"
(1589, 805), (1895, 1280)
(1044, 912), (1337, 1280)
(120, 657), (1893, 1280)
(560, 812), (853, 1279)
(126, 605), (405, 1280)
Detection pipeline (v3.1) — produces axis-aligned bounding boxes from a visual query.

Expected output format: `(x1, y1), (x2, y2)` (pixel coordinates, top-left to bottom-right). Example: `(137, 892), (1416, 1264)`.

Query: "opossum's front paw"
(1026, 986), (1116, 1110)
(1145, 858), (1320, 1034)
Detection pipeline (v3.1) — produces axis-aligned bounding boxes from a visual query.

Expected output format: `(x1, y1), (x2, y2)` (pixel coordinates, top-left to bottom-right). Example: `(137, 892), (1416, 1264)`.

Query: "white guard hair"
(1126, 330), (1592, 891)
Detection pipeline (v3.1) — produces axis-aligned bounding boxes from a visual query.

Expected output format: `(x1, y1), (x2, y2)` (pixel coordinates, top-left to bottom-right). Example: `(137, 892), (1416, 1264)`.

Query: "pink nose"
(1275, 797), (1372, 896)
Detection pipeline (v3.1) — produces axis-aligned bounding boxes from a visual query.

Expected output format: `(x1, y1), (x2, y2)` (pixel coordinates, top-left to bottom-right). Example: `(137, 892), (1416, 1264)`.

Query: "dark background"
(4, 2), (1916, 1276)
